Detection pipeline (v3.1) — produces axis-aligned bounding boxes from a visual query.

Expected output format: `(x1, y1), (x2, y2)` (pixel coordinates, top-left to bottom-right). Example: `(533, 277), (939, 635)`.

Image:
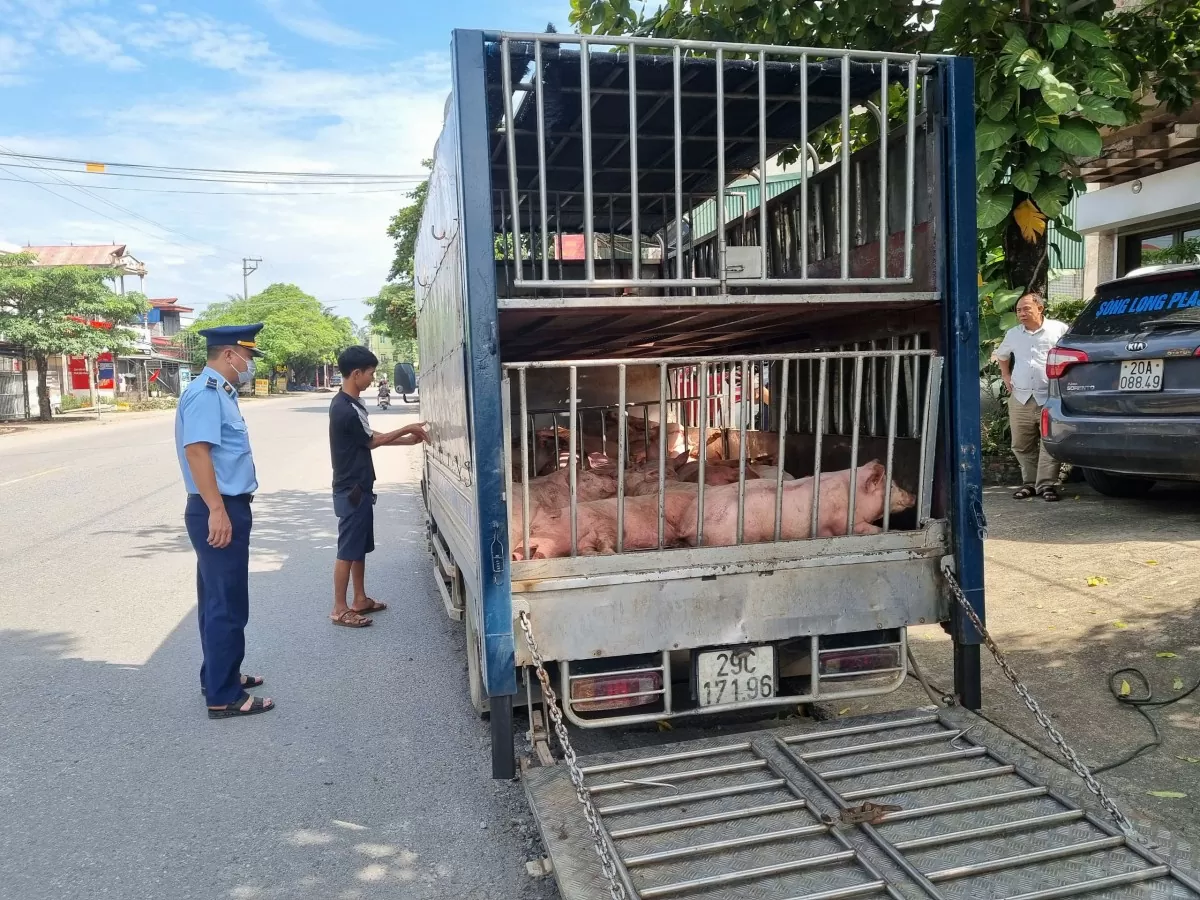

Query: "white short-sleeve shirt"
(992, 319), (1070, 406)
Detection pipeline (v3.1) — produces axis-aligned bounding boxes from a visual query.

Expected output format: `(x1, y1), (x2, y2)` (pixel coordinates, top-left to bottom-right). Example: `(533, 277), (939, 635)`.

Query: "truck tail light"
(1046, 347), (1088, 379)
(570, 671), (663, 712)
(1041, 406), (1051, 438)
(818, 645), (902, 677)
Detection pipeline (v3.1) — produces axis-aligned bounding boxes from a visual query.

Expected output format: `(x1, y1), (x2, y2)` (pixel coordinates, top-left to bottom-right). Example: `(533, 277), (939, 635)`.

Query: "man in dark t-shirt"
(328, 345), (426, 628)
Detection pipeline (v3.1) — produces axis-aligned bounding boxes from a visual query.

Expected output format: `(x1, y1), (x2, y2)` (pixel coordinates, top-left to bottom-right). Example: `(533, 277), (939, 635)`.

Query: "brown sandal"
(351, 598), (388, 614)
(331, 609), (373, 628)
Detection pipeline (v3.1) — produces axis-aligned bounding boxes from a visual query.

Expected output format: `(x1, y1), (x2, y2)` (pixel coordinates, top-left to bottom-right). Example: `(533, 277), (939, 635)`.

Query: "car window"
(1069, 273), (1200, 337)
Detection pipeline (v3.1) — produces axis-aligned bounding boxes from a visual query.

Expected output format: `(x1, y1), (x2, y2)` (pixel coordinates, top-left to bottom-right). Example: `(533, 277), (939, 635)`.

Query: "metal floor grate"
(524, 709), (1200, 900)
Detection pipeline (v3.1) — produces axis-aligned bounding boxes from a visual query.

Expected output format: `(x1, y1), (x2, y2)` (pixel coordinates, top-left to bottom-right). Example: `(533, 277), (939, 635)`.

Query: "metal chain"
(517, 610), (629, 900)
(941, 563), (1145, 843)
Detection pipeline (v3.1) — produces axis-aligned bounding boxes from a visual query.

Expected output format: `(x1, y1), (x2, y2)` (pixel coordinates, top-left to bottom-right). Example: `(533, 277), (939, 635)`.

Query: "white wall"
(1077, 161), (1200, 233)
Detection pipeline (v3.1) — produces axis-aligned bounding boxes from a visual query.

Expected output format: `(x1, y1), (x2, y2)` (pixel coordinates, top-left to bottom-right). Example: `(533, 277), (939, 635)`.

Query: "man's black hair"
(337, 345), (379, 377)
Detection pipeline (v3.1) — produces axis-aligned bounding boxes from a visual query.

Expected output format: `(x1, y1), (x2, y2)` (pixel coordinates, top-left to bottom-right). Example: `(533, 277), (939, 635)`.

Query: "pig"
(525, 426), (613, 476)
(512, 492), (697, 559)
(748, 465), (794, 483)
(606, 411), (689, 463)
(508, 466), (619, 555)
(676, 458), (764, 486)
(680, 460), (915, 547)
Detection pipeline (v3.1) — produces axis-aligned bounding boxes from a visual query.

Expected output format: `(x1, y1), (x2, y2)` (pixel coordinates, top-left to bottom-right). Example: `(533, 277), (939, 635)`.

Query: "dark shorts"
(334, 488), (375, 561)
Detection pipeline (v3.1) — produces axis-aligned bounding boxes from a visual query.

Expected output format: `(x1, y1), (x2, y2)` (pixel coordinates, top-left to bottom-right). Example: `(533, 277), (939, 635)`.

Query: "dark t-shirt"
(329, 391), (375, 493)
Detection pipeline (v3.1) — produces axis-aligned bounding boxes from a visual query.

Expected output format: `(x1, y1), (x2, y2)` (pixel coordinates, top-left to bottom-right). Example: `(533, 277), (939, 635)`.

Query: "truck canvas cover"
(524, 708), (1200, 900)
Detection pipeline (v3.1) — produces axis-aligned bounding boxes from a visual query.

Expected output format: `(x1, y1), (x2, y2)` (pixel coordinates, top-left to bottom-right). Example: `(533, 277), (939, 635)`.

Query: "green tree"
(364, 282), (417, 365)
(571, 0), (1200, 363)
(0, 252), (147, 420)
(385, 159), (432, 284)
(189, 283), (354, 382)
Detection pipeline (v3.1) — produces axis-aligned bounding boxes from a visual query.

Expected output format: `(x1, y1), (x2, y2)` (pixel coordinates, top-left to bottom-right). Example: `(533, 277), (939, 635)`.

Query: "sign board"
(254, 378), (269, 396)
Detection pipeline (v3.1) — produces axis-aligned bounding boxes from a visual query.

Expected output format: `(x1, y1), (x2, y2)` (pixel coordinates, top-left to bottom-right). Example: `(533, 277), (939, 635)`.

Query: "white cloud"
(0, 33), (33, 83)
(1, 42), (449, 322)
(127, 12), (274, 74)
(54, 21), (141, 70)
(259, 0), (384, 49)
(137, 3), (157, 13)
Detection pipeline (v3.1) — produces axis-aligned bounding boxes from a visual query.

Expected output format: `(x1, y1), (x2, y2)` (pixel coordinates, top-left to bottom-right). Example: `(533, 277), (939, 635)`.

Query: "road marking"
(0, 466), (65, 487)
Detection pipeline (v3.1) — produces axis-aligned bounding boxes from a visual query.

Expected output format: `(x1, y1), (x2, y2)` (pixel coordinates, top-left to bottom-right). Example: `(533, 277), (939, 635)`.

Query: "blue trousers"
(185, 494), (253, 706)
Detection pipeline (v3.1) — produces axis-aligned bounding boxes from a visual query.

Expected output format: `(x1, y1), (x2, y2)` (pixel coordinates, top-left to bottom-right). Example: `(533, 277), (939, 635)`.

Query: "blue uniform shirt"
(175, 366), (258, 496)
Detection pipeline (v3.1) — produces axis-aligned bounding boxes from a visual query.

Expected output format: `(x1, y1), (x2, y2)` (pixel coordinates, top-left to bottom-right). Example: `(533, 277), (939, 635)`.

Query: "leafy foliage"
(385, 160), (432, 284)
(0, 252), (148, 419)
(365, 282), (418, 365)
(571, 0), (1200, 373)
(1142, 237), (1200, 265)
(189, 283), (354, 372)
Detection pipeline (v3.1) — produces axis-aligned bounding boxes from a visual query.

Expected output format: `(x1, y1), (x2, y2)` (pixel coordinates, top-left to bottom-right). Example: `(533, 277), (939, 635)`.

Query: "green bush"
(1050, 298), (1087, 324)
(981, 405), (1011, 457)
(127, 397), (178, 412)
(58, 394), (85, 412)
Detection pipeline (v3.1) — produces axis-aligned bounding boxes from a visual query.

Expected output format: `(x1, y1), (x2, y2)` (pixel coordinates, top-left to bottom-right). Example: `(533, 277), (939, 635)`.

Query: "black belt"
(189, 493), (254, 503)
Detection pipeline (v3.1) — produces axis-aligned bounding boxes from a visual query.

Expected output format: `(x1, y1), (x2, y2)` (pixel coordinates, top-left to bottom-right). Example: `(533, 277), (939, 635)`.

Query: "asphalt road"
(0, 393), (553, 900)
(3, 396), (1197, 900)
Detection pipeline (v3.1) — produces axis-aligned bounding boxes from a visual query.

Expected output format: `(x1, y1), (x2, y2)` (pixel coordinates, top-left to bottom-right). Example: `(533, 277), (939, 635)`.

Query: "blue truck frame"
(420, 30), (984, 779)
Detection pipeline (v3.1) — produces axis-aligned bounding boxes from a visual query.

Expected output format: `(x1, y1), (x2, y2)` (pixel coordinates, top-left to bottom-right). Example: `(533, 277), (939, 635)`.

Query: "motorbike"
(378, 387), (391, 410)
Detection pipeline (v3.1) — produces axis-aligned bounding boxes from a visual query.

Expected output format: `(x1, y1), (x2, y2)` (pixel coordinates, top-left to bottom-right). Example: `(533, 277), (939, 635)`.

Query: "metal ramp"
(523, 708), (1200, 900)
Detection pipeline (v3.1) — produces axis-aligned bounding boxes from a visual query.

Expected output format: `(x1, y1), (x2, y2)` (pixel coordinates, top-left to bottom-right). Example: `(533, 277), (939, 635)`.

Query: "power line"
(0, 164), (200, 254)
(0, 162), (424, 185)
(0, 142), (229, 256)
(0, 176), (412, 196)
(0, 151), (428, 180)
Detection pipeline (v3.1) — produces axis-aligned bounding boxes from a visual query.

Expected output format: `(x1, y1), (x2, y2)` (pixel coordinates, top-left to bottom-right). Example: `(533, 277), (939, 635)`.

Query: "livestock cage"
(414, 29), (982, 776)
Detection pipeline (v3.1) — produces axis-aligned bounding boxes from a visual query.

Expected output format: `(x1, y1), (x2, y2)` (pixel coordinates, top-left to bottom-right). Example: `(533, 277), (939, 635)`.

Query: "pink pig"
(508, 466), (619, 556)
(512, 492), (695, 559)
(682, 460), (915, 547)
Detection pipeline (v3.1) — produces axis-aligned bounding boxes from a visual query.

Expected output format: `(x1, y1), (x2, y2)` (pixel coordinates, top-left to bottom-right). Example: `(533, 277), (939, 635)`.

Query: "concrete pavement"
(0, 393), (552, 900)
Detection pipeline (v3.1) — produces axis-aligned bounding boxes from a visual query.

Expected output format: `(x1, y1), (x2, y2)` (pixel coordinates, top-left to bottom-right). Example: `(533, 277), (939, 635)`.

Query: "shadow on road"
(0, 481), (547, 900)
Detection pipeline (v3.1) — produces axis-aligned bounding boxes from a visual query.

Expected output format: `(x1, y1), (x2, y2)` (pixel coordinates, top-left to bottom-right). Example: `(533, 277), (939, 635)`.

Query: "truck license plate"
(695, 646), (776, 707)
(1119, 358), (1163, 391)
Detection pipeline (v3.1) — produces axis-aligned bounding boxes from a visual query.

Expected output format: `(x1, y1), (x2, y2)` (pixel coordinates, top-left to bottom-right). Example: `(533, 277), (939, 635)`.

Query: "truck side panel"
(452, 30), (516, 701)
(416, 78), (481, 598)
(940, 56), (985, 707)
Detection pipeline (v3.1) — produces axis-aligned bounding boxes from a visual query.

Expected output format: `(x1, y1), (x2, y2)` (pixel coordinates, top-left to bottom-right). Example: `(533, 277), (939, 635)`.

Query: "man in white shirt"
(992, 292), (1069, 501)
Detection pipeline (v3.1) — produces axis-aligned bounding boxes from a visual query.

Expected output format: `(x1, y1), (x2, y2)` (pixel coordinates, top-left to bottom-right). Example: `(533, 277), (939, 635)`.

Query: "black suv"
(1043, 263), (1200, 497)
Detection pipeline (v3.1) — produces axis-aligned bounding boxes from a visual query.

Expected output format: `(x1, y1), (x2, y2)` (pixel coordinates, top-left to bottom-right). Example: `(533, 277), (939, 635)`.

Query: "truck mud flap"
(523, 707), (1200, 900)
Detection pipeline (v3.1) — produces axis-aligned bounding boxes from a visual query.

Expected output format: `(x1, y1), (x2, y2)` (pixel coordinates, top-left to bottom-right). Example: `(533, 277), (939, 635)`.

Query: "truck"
(413, 29), (1200, 900)
(417, 27), (983, 772)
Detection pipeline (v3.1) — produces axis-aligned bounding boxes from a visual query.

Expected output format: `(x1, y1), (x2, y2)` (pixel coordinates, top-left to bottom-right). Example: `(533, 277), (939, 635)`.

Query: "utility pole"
(242, 257), (262, 300)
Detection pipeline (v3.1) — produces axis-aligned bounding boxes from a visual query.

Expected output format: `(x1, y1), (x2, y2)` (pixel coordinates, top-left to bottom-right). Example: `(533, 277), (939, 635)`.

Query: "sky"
(0, 0), (570, 326)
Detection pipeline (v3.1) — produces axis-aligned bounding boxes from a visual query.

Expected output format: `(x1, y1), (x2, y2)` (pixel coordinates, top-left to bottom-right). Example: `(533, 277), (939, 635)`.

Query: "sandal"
(208, 692), (274, 719)
(351, 598), (388, 614)
(201, 673), (264, 696)
(1012, 484), (1036, 499)
(1038, 486), (1061, 502)
(331, 609), (373, 628)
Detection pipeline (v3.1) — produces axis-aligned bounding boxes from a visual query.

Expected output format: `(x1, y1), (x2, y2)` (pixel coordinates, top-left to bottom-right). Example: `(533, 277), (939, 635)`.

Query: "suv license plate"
(1119, 359), (1164, 391)
(695, 645), (776, 707)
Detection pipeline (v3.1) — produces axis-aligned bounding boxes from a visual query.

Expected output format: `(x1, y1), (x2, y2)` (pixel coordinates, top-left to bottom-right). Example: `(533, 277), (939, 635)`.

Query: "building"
(23, 243), (148, 294)
(117, 298), (196, 398)
(1076, 102), (1200, 292)
(0, 243), (181, 417)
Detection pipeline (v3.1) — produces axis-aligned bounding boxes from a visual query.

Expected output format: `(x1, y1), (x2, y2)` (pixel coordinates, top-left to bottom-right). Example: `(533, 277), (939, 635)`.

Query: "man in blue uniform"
(175, 323), (274, 719)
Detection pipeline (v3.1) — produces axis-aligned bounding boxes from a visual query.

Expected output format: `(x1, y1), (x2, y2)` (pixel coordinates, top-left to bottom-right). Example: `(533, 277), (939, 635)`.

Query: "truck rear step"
(523, 708), (1200, 900)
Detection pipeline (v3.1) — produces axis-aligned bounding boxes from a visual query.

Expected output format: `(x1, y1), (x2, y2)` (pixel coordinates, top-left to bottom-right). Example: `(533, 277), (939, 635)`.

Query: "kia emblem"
(1126, 341), (1146, 352)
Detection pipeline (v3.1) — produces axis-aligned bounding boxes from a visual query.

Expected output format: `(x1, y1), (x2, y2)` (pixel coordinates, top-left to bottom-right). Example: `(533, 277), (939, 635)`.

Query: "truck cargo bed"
(524, 707), (1200, 900)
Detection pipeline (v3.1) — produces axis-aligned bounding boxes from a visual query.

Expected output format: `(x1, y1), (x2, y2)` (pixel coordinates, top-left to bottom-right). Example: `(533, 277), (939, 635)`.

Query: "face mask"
(230, 352), (255, 386)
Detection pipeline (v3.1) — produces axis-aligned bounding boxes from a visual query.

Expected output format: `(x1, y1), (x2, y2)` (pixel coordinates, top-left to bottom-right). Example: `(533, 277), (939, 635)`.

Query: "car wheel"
(1080, 468), (1155, 498)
